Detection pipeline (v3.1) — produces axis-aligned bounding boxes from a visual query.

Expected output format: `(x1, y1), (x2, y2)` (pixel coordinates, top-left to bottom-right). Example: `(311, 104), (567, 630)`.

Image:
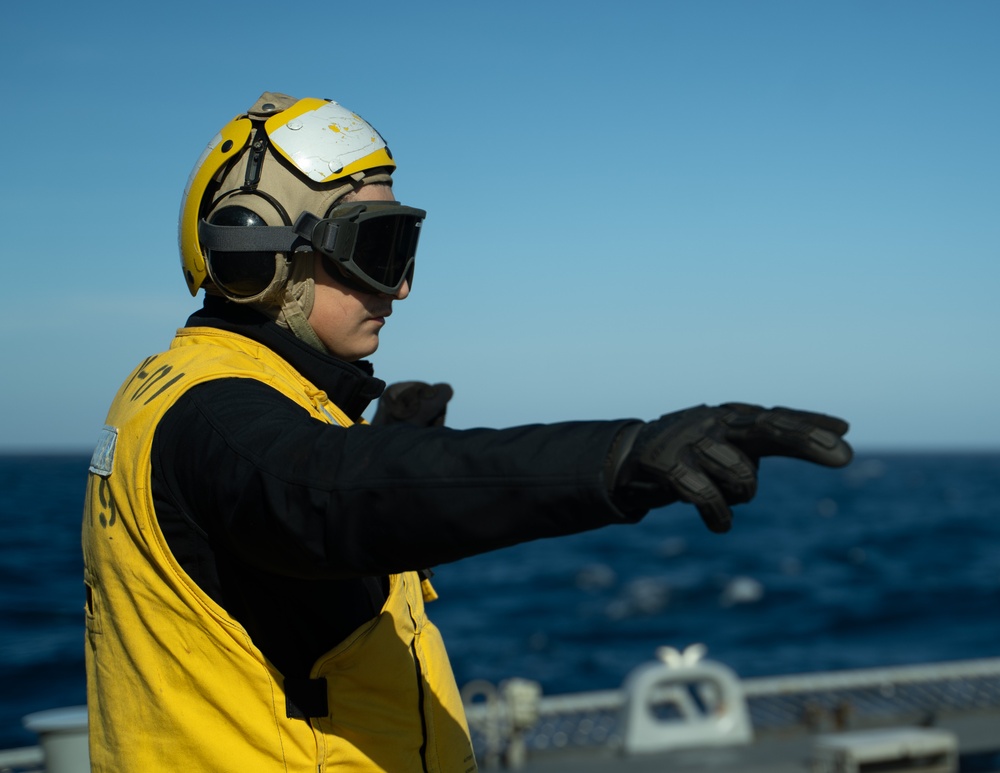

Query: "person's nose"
(391, 279), (410, 300)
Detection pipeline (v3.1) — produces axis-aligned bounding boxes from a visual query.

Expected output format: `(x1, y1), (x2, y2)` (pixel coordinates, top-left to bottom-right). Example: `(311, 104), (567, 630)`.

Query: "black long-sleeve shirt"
(151, 299), (639, 677)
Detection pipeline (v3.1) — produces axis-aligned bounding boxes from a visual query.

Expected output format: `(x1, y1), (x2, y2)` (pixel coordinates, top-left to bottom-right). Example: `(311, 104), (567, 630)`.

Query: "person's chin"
(325, 333), (380, 362)
(357, 334), (381, 359)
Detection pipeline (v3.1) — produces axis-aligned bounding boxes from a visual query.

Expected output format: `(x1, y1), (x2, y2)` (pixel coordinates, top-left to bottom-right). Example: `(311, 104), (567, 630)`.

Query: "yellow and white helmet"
(178, 92), (397, 297)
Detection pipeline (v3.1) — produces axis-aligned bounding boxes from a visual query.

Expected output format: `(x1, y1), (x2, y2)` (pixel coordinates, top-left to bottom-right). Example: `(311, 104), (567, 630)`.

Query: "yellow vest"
(82, 327), (477, 772)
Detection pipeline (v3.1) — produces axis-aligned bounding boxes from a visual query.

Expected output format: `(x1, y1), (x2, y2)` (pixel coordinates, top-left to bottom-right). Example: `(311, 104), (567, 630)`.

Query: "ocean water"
(1, 451), (999, 752)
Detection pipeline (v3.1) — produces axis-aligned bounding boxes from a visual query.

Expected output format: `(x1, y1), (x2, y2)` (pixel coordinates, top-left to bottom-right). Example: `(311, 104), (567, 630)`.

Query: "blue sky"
(2, 1), (997, 451)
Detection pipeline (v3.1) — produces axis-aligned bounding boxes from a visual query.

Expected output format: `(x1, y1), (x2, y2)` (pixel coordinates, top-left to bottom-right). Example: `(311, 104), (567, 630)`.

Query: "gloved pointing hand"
(372, 381), (454, 428)
(609, 403), (852, 533)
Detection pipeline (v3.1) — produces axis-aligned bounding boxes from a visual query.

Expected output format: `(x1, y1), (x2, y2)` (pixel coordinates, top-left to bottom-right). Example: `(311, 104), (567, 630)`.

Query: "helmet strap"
(242, 125), (269, 192)
(273, 253), (326, 352)
(279, 288), (327, 352)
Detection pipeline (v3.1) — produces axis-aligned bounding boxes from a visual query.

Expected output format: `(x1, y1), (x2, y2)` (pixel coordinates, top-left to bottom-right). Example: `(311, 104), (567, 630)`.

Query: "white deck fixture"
(21, 706), (88, 773)
(618, 644), (754, 754)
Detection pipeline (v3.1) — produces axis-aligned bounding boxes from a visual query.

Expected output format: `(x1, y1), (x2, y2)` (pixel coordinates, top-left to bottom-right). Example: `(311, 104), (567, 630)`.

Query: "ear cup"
(205, 206), (282, 298)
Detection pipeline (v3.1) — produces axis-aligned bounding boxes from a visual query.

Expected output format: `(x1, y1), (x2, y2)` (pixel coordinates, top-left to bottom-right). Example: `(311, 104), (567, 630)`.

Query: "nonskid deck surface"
(465, 657), (1000, 771)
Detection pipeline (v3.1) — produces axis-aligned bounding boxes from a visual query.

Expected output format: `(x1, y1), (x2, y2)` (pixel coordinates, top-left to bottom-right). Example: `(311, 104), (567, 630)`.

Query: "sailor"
(82, 92), (853, 772)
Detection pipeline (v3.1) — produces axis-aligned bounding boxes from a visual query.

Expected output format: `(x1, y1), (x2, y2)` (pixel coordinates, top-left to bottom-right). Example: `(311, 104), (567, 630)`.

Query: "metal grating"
(465, 658), (1000, 758)
(743, 660), (1000, 731)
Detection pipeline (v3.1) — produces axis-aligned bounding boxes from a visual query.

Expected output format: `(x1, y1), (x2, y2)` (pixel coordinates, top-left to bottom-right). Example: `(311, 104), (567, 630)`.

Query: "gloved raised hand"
(371, 381), (454, 428)
(608, 403), (852, 533)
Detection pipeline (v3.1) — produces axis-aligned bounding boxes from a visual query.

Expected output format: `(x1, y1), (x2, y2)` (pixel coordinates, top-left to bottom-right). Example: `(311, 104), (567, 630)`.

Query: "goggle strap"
(198, 219), (302, 253)
(199, 205), (423, 293)
(293, 212), (337, 253)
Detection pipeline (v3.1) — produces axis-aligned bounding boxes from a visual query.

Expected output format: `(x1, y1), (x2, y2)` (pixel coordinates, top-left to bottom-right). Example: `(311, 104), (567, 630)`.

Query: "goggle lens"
(351, 213), (421, 291)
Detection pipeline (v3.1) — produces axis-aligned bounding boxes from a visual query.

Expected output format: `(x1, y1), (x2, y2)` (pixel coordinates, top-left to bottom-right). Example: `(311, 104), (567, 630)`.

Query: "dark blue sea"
(2, 452), (999, 753)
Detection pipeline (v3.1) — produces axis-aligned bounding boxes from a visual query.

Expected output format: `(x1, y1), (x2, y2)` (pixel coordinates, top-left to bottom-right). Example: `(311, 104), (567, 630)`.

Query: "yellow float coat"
(82, 327), (477, 772)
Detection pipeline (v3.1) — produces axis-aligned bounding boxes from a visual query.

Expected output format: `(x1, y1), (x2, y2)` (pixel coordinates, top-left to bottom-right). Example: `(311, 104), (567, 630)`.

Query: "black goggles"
(198, 201), (426, 296)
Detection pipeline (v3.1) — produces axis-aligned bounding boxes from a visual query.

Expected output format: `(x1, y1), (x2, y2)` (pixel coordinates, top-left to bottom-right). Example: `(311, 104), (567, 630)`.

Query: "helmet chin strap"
(280, 294), (327, 352)
(274, 255), (327, 352)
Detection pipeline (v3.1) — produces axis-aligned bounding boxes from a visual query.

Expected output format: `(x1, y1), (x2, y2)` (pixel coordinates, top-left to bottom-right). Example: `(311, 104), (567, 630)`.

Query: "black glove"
(609, 403), (853, 533)
(371, 382), (454, 427)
